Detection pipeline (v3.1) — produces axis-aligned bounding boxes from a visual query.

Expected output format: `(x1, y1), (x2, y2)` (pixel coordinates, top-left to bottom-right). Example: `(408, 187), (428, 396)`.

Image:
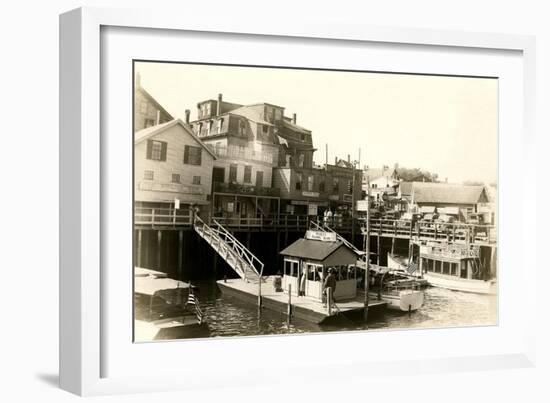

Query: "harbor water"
(194, 281), (497, 338)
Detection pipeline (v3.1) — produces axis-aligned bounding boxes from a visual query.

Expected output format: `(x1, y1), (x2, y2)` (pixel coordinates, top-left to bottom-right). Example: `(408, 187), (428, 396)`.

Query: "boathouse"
(279, 230), (359, 301)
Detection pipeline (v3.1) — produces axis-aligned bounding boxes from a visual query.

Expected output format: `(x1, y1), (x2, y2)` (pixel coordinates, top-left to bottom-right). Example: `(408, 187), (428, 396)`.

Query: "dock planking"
(217, 276), (387, 324)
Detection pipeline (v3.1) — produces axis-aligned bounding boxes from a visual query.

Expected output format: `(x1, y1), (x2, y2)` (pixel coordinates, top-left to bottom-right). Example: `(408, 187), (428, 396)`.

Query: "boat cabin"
(419, 242), (483, 280)
(279, 230), (359, 301)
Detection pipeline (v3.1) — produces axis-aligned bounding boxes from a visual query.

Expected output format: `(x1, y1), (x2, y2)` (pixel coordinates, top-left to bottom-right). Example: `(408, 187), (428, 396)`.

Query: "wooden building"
(133, 73), (173, 131)
(134, 119), (217, 221)
(400, 181), (490, 222)
(280, 230), (359, 300)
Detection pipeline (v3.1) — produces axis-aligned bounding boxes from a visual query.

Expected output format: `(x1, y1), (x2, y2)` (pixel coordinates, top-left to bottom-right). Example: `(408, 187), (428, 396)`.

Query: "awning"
(419, 206), (436, 213)
(437, 206), (459, 215)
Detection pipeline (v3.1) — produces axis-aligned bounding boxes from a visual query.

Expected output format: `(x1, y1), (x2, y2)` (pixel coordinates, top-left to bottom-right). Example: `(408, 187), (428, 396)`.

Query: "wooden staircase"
(194, 216), (264, 283)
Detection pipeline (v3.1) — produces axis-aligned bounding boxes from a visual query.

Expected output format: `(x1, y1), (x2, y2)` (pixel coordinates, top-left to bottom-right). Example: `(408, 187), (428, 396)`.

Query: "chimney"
(185, 109), (190, 124)
(292, 113), (297, 124)
(347, 154), (350, 164)
(217, 94), (223, 116)
(155, 110), (160, 125)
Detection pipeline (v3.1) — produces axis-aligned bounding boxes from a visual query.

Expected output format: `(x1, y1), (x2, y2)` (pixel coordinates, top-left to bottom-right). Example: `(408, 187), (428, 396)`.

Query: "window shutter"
(197, 149), (202, 166)
(183, 146), (189, 164)
(160, 141), (167, 161)
(146, 140), (153, 159)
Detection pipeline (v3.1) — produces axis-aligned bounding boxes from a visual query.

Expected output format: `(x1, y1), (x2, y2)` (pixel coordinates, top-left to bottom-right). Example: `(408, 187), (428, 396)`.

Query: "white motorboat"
(417, 242), (497, 295)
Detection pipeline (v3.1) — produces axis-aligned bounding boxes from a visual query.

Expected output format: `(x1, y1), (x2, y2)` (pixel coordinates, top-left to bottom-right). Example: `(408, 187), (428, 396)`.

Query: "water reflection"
(195, 280), (497, 338)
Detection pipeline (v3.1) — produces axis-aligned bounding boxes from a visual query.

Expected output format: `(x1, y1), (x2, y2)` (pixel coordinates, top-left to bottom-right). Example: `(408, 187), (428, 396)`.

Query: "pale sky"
(135, 61), (498, 184)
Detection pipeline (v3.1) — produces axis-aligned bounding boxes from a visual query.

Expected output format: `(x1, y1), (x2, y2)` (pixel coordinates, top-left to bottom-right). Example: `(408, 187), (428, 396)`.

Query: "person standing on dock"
(322, 268), (337, 306)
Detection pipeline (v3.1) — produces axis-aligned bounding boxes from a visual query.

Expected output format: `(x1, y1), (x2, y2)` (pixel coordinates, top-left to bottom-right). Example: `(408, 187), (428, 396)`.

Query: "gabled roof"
(137, 86), (174, 120)
(399, 182), (413, 196)
(364, 167), (397, 181)
(134, 119), (217, 159)
(280, 238), (343, 260)
(412, 182), (488, 204)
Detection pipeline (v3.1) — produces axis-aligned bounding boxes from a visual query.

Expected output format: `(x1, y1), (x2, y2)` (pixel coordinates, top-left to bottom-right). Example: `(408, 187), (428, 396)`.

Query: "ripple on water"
(192, 281), (497, 339)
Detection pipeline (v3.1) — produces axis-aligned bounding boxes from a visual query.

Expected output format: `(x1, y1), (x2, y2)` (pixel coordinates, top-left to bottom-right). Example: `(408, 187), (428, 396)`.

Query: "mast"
(364, 176), (370, 322)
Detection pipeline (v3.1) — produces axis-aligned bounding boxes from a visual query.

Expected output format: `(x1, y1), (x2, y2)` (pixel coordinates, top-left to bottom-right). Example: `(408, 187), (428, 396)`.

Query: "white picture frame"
(59, 7), (537, 396)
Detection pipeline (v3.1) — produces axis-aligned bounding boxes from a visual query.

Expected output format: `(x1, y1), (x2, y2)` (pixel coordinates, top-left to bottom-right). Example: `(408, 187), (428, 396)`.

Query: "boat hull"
(371, 290), (424, 312)
(423, 272), (497, 295)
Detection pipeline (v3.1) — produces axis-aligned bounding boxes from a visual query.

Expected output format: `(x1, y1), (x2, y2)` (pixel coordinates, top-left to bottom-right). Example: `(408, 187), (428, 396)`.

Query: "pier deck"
(217, 276), (387, 324)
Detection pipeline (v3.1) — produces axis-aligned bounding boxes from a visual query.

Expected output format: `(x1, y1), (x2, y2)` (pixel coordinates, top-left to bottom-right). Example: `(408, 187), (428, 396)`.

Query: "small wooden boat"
(368, 265), (425, 312)
(134, 267), (210, 341)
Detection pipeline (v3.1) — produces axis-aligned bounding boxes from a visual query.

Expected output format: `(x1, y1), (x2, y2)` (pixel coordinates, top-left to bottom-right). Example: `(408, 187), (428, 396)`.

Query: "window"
(307, 175), (314, 191)
(262, 125), (268, 134)
(206, 120), (213, 136)
(295, 173), (302, 190)
(146, 140), (167, 161)
(143, 170), (154, 180)
(300, 133), (306, 141)
(197, 123), (202, 136)
(244, 166), (252, 183)
(298, 153), (304, 168)
(205, 103), (211, 115)
(229, 164), (238, 182)
(192, 176), (201, 185)
(333, 178), (339, 193)
(256, 171), (264, 188)
(140, 102), (148, 113)
(372, 183), (378, 189)
(183, 145), (202, 166)
(171, 174), (180, 183)
(151, 141), (162, 160)
(319, 180), (325, 192)
(217, 118), (224, 134)
(239, 120), (246, 135)
(144, 118), (155, 128)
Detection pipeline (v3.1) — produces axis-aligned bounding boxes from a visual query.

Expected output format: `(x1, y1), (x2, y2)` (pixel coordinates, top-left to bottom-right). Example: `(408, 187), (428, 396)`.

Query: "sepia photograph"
(133, 61), (498, 342)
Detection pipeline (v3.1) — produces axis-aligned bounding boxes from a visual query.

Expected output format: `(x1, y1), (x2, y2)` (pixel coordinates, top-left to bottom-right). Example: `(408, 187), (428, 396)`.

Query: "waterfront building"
(134, 119), (217, 224)
(188, 94), (283, 224)
(400, 181), (490, 222)
(362, 165), (400, 202)
(134, 73), (174, 131)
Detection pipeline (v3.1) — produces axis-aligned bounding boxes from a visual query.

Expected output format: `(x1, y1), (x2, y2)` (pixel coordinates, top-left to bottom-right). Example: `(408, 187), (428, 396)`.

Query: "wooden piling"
(156, 230), (162, 270)
(178, 230), (183, 280)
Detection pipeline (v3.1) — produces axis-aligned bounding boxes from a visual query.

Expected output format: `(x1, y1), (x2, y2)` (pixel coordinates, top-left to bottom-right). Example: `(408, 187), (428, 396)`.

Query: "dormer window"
(239, 120), (246, 135)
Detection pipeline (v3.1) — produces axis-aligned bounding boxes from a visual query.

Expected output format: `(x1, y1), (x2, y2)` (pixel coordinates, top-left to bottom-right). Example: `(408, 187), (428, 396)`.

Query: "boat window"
(435, 260), (442, 273)
(422, 258), (430, 273)
(460, 261), (468, 279)
(450, 263), (458, 276)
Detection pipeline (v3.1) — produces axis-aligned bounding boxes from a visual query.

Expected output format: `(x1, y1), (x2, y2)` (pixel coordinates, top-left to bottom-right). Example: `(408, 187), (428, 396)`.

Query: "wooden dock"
(217, 276), (387, 324)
